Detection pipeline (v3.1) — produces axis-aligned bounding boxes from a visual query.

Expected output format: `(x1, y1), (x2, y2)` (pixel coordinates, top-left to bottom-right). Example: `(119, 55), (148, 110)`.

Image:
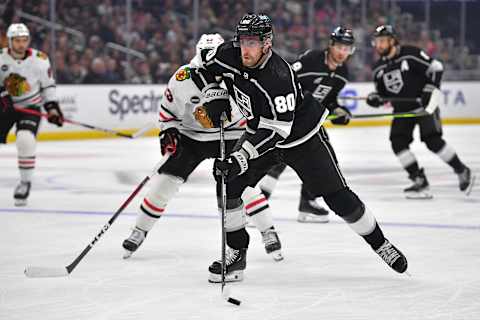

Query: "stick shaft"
(219, 113), (227, 291)
(14, 107), (133, 138)
(339, 96), (421, 103)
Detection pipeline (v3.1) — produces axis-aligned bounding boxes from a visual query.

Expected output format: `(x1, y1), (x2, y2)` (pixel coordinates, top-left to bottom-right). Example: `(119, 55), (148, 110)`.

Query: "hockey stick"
(218, 113), (241, 306)
(327, 110), (429, 121)
(14, 107), (134, 138)
(24, 155), (170, 278)
(219, 113), (228, 291)
(339, 96), (421, 103)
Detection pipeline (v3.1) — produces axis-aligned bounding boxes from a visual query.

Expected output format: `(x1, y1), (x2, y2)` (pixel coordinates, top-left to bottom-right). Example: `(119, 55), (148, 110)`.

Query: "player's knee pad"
(218, 197), (246, 232)
(141, 173), (183, 217)
(423, 135), (445, 153)
(324, 188), (376, 235)
(390, 137), (410, 155)
(324, 187), (363, 219)
(15, 130), (36, 157)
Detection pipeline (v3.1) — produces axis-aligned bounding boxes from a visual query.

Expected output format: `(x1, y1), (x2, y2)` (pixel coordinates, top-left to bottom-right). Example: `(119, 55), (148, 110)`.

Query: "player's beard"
(378, 44), (393, 57)
(11, 46), (27, 58)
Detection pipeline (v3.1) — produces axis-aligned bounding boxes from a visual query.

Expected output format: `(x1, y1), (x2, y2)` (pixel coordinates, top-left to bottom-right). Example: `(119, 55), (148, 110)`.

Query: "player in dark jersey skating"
(367, 25), (475, 199)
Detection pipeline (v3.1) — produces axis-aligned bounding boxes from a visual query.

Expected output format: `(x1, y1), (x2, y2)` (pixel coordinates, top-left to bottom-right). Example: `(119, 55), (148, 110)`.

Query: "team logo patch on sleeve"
(36, 51), (48, 60)
(4, 73), (31, 96)
(175, 67), (191, 81)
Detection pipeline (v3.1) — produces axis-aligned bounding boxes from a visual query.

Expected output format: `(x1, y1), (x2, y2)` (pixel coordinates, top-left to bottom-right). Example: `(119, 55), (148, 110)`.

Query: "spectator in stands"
(83, 57), (110, 84)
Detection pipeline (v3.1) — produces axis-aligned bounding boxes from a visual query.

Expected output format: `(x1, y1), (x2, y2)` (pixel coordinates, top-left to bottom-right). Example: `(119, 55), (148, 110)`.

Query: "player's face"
(11, 36), (30, 56)
(329, 42), (354, 64)
(239, 36), (264, 67)
(373, 36), (394, 56)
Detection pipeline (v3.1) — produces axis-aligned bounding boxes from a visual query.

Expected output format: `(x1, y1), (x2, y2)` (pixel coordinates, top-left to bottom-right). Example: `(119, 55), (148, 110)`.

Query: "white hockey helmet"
(7, 23), (30, 48)
(190, 33), (224, 67)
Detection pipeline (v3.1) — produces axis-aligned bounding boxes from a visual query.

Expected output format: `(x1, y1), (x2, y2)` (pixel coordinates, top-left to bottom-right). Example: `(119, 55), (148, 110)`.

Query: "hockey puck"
(227, 297), (241, 306)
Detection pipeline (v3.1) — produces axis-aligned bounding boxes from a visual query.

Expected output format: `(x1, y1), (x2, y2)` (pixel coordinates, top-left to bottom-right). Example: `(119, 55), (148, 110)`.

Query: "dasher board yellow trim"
(6, 118), (479, 142)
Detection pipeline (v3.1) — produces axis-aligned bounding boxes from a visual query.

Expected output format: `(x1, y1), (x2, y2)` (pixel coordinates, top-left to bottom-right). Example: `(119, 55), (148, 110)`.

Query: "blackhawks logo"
(175, 67), (191, 81)
(36, 51), (48, 60)
(4, 73), (32, 96)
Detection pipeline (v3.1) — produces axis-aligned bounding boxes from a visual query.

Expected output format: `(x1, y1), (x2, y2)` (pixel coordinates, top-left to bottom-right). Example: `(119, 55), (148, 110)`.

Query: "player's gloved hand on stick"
(330, 106), (352, 125)
(194, 87), (231, 128)
(366, 92), (384, 108)
(0, 86), (13, 113)
(214, 149), (249, 181)
(159, 127), (182, 157)
(43, 101), (64, 127)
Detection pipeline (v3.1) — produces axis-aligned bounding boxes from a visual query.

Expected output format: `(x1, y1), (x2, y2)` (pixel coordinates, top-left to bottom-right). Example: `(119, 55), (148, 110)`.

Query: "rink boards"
(6, 81), (480, 142)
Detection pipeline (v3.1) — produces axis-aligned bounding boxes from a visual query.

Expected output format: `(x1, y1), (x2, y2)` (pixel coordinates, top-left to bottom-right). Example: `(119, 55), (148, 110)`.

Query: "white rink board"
(38, 82), (480, 133)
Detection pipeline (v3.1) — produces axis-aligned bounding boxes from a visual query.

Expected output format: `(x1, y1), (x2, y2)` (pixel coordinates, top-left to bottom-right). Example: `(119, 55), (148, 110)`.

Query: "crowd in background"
(1, 0), (479, 84)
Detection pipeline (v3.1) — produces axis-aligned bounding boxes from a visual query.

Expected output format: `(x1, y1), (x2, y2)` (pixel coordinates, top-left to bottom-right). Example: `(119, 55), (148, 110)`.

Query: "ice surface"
(1, 125), (479, 320)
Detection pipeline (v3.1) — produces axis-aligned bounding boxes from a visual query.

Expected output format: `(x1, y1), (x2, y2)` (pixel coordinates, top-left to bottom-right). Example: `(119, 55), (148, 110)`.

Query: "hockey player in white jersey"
(122, 34), (283, 263)
(0, 23), (64, 206)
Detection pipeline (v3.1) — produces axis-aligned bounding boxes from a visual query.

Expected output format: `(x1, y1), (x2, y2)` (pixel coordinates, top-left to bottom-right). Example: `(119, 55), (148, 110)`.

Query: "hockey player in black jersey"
(367, 25), (475, 198)
(259, 26), (355, 223)
(192, 14), (408, 283)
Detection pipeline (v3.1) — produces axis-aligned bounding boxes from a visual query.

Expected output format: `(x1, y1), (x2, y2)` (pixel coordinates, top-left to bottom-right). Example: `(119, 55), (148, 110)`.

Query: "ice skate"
(297, 198), (329, 223)
(208, 247), (246, 283)
(374, 239), (408, 273)
(404, 168), (433, 199)
(261, 228), (283, 261)
(122, 227), (147, 259)
(457, 167), (475, 196)
(14, 181), (31, 206)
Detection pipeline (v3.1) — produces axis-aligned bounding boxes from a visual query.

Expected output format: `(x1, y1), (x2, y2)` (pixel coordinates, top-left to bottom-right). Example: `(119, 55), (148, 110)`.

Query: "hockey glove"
(159, 127), (182, 157)
(330, 106), (352, 125)
(193, 88), (231, 128)
(44, 101), (64, 127)
(214, 149), (249, 181)
(366, 92), (384, 108)
(0, 86), (13, 113)
(421, 85), (441, 114)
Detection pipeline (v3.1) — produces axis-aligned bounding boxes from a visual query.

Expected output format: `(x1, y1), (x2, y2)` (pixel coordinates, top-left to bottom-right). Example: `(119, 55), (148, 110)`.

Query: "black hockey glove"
(214, 149), (249, 181)
(43, 101), (64, 127)
(330, 106), (352, 125)
(194, 88), (231, 128)
(0, 86), (13, 113)
(366, 92), (384, 108)
(159, 127), (182, 158)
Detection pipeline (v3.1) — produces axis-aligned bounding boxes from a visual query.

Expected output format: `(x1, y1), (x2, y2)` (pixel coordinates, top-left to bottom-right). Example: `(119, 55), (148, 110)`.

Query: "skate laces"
(225, 248), (240, 265)
(262, 230), (278, 246)
(375, 241), (400, 266)
(128, 228), (146, 245)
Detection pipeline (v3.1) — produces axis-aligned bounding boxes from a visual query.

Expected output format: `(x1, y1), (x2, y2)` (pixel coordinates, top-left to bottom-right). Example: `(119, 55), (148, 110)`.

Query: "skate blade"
(123, 250), (133, 259)
(297, 212), (329, 223)
(14, 199), (27, 207)
(464, 173), (476, 196)
(405, 191), (433, 200)
(270, 250), (284, 261)
(208, 270), (243, 283)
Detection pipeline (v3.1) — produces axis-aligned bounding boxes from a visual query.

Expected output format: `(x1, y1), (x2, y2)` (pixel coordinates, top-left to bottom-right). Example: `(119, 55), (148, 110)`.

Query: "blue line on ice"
(1, 208), (479, 231)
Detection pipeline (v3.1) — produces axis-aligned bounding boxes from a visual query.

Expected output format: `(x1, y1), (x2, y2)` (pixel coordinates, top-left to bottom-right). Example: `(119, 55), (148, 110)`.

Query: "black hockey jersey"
(292, 49), (349, 111)
(372, 45), (443, 112)
(192, 41), (327, 158)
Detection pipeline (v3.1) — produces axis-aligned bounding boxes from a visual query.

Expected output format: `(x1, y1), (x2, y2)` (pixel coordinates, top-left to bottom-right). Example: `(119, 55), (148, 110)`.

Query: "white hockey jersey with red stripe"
(159, 64), (246, 141)
(0, 48), (56, 108)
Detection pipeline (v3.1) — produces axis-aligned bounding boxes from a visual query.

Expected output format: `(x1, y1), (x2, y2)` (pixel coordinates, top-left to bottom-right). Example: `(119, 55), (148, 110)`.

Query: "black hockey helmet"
(373, 25), (397, 39)
(235, 13), (273, 42)
(330, 26), (355, 46)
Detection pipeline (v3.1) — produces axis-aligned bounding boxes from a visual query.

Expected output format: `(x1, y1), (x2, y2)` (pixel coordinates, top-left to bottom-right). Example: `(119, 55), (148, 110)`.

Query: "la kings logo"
(312, 77), (332, 102)
(233, 85), (254, 120)
(383, 69), (404, 94)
